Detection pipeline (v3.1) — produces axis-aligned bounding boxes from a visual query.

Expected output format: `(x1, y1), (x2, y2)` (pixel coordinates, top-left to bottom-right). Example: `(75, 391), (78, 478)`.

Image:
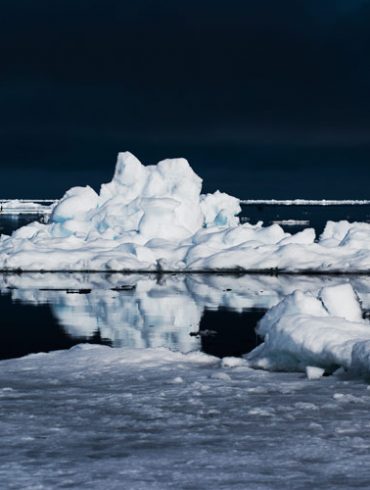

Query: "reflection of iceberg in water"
(53, 282), (202, 352)
(1, 274), (204, 353)
(3, 273), (370, 354)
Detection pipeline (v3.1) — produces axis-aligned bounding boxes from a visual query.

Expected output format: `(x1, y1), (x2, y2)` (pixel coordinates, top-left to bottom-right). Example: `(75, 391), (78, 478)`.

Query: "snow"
(0, 152), (370, 272)
(247, 284), (370, 377)
(3, 343), (370, 488)
(51, 186), (99, 223)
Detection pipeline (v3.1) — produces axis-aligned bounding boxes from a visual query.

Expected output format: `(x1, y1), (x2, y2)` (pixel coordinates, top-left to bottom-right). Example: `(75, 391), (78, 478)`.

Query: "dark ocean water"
(0, 283), (264, 361)
(242, 204), (370, 235)
(0, 214), (46, 236)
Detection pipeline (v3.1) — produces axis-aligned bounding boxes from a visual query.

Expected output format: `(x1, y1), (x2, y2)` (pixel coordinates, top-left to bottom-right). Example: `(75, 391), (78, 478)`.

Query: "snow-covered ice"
(2, 152), (370, 271)
(248, 283), (370, 377)
(3, 343), (370, 489)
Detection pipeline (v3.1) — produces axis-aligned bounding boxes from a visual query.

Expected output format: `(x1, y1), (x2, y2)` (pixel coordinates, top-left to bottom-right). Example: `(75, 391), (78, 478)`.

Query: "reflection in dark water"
(0, 276), (266, 360)
(0, 214), (46, 236)
(2, 272), (370, 361)
(0, 293), (111, 360)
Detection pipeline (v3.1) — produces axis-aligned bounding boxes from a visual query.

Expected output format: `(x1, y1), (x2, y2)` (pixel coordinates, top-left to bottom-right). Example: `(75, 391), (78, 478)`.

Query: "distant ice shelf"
(272, 219), (310, 226)
(0, 199), (54, 214)
(2, 199), (370, 215)
(240, 199), (370, 206)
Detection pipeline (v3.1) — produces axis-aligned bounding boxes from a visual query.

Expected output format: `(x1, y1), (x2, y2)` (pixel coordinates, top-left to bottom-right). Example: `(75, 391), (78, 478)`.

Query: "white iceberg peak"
(0, 152), (241, 271)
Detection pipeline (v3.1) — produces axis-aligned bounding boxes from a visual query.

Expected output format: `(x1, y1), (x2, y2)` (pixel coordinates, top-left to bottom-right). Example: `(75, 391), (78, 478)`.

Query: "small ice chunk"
(168, 376), (184, 384)
(319, 283), (363, 322)
(221, 357), (247, 368)
(294, 402), (319, 410)
(210, 372), (231, 381)
(305, 366), (325, 380)
(333, 393), (365, 404)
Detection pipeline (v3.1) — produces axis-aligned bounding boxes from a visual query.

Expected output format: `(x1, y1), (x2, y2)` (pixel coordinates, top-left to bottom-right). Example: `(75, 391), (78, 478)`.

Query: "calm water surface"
(242, 204), (370, 234)
(2, 271), (370, 361)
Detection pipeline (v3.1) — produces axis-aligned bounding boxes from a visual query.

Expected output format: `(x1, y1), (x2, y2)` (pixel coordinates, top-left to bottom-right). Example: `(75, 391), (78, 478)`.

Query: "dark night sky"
(1, 0), (370, 198)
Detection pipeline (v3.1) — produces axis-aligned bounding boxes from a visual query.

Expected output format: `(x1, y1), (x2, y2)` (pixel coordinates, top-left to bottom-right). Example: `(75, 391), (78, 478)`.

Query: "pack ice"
(2, 152), (370, 271)
(248, 283), (370, 377)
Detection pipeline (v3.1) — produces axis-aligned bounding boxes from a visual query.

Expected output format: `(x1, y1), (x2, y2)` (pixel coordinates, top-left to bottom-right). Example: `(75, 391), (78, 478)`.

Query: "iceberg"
(0, 152), (241, 271)
(2, 152), (370, 271)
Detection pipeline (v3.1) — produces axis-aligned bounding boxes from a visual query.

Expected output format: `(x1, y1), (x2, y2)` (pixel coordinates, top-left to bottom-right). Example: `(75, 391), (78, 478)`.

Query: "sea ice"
(248, 283), (370, 377)
(2, 343), (370, 488)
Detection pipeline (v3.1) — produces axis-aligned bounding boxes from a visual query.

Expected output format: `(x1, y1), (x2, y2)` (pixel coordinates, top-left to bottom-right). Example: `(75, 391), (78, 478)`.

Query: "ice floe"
(3, 341), (370, 488)
(2, 152), (370, 271)
(248, 283), (370, 377)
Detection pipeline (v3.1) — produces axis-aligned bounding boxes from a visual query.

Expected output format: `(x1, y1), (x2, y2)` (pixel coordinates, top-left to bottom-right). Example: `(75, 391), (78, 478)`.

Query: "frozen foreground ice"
(2, 152), (370, 271)
(3, 343), (370, 489)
